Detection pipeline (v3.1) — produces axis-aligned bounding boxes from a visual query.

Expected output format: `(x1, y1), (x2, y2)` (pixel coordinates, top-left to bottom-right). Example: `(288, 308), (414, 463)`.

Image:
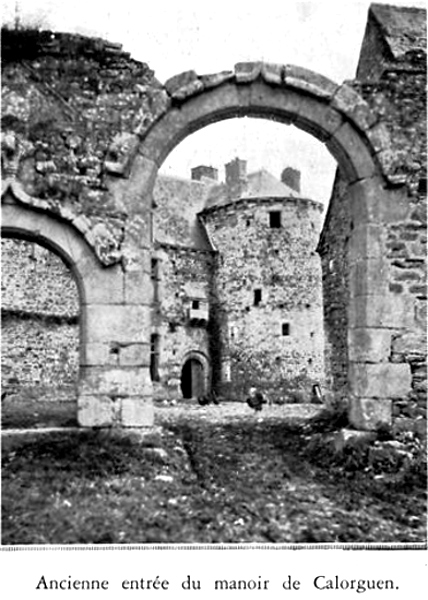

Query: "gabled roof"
(370, 3), (427, 59)
(205, 168), (301, 210)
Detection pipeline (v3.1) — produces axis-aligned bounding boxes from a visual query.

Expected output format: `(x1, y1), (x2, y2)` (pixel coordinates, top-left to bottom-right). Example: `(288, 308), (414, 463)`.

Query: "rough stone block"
(284, 65), (338, 99)
(260, 62), (284, 85)
(165, 71), (203, 99)
(80, 366), (152, 396)
(334, 428), (377, 452)
(86, 304), (150, 343)
(331, 84), (378, 131)
(349, 294), (415, 329)
(366, 122), (392, 154)
(234, 62), (262, 83)
(78, 394), (116, 427)
(391, 332), (427, 361)
(121, 397), (154, 427)
(349, 363), (412, 398)
(200, 71), (234, 89)
(348, 397), (392, 431)
(348, 328), (392, 363)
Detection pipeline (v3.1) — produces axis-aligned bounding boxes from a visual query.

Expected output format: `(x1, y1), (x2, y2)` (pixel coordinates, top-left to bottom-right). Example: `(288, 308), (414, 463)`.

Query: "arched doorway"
(132, 66), (407, 428)
(181, 357), (205, 399)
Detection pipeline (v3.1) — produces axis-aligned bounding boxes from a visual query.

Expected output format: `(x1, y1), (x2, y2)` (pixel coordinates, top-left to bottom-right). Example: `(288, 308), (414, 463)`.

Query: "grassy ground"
(2, 400), (426, 545)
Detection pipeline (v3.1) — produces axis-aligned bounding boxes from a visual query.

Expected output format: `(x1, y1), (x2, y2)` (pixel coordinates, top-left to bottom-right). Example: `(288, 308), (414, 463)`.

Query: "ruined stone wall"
(1, 239), (79, 394)
(1, 29), (166, 264)
(202, 197), (325, 402)
(319, 5), (426, 428)
(151, 244), (214, 400)
(318, 172), (351, 396)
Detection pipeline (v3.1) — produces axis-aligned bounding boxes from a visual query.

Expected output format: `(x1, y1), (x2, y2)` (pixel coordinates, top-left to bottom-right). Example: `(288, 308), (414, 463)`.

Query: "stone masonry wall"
(1, 28), (166, 264)
(151, 244), (214, 400)
(202, 197), (325, 402)
(1, 238), (79, 394)
(318, 171), (351, 396)
(319, 5), (426, 429)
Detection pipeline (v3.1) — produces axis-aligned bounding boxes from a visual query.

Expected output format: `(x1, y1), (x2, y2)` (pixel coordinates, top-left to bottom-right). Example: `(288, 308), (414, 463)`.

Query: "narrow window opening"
(282, 323), (290, 336)
(254, 289), (262, 306)
(151, 258), (159, 280)
(269, 211), (282, 228)
(150, 334), (160, 382)
(192, 300), (200, 310)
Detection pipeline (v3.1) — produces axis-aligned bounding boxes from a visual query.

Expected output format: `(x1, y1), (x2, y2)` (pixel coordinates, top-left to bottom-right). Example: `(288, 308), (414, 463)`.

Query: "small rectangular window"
(254, 289), (262, 306)
(192, 300), (200, 310)
(151, 258), (159, 280)
(282, 323), (290, 336)
(269, 211), (282, 228)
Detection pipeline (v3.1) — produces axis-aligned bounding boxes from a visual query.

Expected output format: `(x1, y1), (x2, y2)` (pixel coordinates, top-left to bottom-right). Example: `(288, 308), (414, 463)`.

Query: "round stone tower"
(200, 158), (325, 402)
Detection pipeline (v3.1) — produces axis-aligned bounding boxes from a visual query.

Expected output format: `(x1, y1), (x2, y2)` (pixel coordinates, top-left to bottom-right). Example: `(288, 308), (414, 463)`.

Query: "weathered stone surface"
(77, 258), (124, 305)
(234, 62), (263, 83)
(334, 428), (377, 452)
(348, 397), (392, 430)
(349, 293), (415, 329)
(332, 84), (378, 131)
(391, 332), (427, 361)
(199, 71), (234, 89)
(260, 63), (284, 85)
(121, 397), (154, 427)
(348, 328), (392, 363)
(348, 258), (389, 298)
(119, 343), (151, 367)
(348, 224), (385, 260)
(327, 122), (378, 182)
(78, 394), (116, 427)
(349, 363), (412, 398)
(284, 65), (338, 99)
(85, 304), (150, 343)
(164, 70), (204, 100)
(80, 366), (151, 396)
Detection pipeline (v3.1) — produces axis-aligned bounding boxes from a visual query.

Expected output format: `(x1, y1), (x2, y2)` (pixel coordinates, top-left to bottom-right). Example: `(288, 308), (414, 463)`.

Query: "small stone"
(155, 474), (174, 483)
(334, 429), (377, 452)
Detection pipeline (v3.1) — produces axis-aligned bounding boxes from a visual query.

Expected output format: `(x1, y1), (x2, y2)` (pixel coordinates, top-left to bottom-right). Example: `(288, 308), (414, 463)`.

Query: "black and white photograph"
(0, 0), (426, 590)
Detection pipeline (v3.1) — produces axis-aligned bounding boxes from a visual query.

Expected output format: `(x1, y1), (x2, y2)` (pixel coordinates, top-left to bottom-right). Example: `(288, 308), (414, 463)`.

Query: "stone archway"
(180, 351), (210, 399)
(128, 64), (410, 429)
(1, 188), (153, 428)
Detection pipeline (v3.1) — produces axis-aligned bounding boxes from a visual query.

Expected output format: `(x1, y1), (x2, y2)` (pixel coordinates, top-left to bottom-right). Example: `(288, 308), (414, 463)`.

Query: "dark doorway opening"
(181, 358), (205, 399)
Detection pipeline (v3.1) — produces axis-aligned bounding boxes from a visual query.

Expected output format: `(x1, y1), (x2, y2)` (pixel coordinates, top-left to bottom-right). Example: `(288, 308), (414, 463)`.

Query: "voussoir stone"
(200, 71), (234, 89)
(234, 62), (263, 83)
(261, 62), (284, 85)
(283, 65), (338, 99)
(164, 70), (204, 101)
(331, 83), (378, 131)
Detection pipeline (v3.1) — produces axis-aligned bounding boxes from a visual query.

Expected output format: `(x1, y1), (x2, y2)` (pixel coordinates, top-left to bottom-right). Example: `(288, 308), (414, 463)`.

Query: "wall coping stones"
(283, 65), (339, 100)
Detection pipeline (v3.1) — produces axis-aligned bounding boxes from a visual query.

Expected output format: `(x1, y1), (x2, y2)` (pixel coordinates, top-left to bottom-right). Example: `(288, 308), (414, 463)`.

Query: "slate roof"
(204, 168), (301, 210)
(370, 3), (427, 59)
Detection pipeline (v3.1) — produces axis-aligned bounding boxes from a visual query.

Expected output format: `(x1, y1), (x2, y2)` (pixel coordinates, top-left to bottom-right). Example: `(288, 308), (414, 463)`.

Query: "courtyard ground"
(1, 398), (427, 545)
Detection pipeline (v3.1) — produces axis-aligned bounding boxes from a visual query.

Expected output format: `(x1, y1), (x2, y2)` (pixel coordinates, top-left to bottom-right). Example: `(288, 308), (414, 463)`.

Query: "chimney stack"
(281, 167), (301, 193)
(225, 157), (247, 198)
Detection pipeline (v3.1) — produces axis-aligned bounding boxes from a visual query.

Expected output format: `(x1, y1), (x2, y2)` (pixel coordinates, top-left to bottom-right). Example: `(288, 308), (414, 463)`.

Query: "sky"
(2, 0), (426, 204)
